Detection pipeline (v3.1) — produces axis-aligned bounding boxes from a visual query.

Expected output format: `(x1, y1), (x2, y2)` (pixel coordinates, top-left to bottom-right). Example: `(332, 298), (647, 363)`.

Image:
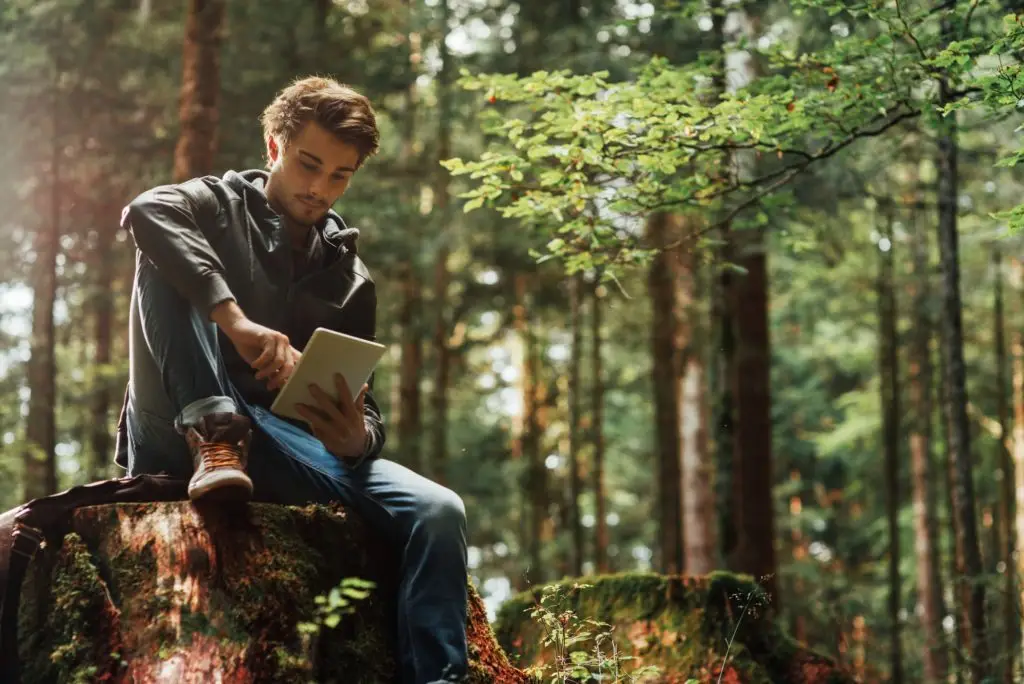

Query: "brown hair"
(260, 76), (380, 167)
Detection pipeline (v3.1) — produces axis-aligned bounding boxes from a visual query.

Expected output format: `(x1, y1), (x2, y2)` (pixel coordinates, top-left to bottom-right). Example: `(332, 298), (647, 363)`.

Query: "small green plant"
(298, 577), (376, 635)
(524, 582), (660, 683)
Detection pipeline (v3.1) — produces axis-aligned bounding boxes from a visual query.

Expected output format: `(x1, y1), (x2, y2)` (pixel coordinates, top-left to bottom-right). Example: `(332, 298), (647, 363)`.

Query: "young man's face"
(265, 121), (361, 227)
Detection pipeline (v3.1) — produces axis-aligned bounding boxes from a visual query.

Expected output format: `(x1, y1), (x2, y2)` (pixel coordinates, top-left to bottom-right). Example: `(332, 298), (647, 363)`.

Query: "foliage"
(524, 582), (660, 683)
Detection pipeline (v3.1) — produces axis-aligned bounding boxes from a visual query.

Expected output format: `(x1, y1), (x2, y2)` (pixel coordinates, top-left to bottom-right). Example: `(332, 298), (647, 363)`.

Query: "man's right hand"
(211, 300), (300, 391)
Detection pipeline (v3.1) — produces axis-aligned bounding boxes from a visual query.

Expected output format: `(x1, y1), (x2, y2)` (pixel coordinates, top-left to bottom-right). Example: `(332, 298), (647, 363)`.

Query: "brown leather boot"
(180, 412), (254, 502)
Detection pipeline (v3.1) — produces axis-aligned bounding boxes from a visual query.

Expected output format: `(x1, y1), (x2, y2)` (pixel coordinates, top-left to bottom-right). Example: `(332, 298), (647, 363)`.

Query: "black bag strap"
(0, 474), (188, 683)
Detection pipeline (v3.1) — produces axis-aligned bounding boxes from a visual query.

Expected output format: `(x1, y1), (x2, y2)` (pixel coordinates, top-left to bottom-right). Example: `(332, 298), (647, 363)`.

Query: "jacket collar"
(222, 169), (362, 255)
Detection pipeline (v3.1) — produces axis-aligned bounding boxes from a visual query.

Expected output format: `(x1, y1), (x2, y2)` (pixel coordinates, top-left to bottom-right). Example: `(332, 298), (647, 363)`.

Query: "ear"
(267, 135), (280, 164)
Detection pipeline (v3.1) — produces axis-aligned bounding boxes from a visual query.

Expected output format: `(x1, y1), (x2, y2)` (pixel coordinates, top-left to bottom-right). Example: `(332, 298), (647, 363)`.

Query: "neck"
(265, 186), (313, 248)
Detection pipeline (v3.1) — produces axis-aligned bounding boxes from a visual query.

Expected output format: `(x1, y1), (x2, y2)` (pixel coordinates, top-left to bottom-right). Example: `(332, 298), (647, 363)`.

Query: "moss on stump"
(16, 501), (527, 683)
(494, 572), (854, 684)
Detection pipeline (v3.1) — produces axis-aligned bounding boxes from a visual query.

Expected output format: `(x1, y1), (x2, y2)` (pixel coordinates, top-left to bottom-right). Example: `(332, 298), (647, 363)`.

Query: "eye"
(301, 162), (318, 172)
(331, 173), (350, 182)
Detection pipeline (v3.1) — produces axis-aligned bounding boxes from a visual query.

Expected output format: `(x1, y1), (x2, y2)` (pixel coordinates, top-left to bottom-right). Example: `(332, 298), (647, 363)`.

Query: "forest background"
(2, 0), (1024, 682)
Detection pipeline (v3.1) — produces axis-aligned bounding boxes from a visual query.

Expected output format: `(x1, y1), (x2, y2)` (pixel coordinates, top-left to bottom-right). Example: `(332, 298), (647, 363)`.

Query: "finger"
(332, 374), (357, 414)
(309, 383), (347, 424)
(297, 403), (348, 443)
(258, 338), (289, 380)
(355, 383), (369, 411)
(272, 351), (297, 390)
(252, 341), (275, 370)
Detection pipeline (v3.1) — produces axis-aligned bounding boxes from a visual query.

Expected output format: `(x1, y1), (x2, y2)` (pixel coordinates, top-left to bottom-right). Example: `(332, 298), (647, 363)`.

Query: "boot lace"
(198, 442), (243, 470)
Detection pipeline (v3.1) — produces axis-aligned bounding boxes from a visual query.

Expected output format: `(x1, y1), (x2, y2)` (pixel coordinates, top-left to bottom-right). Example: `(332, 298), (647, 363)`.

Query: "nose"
(307, 174), (328, 201)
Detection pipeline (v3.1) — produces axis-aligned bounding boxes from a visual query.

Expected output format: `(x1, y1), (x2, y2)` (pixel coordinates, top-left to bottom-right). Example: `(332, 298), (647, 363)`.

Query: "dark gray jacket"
(112, 169), (385, 468)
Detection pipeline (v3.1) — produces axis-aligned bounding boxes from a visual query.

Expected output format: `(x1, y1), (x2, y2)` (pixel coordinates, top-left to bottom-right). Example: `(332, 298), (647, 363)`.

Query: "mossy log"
(494, 572), (854, 684)
(16, 501), (527, 684)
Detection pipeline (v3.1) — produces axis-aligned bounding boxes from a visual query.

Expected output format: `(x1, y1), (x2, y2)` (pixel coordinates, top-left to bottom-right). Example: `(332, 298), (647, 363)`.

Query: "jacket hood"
(221, 169), (361, 254)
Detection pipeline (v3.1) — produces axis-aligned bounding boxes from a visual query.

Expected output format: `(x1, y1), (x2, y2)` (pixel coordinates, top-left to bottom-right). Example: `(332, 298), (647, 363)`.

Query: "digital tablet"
(270, 327), (387, 422)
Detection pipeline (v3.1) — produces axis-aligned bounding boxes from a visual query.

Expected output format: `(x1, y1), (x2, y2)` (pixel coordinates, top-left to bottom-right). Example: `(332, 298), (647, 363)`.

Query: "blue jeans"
(126, 256), (469, 684)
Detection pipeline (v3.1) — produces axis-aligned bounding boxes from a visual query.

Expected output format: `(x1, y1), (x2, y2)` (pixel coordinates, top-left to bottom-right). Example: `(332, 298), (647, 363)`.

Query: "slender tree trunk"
(680, 222), (716, 574)
(728, 224), (777, 601)
(429, 0), (453, 485)
(709, 0), (737, 569)
(396, 11), (423, 473)
(991, 248), (1016, 684)
(24, 60), (63, 501)
(515, 274), (546, 584)
(939, 342), (967, 684)
(876, 211), (902, 684)
(89, 220), (116, 481)
(567, 273), (585, 576)
(647, 212), (683, 574)
(591, 278), (609, 574)
(1011, 258), (1024, 670)
(907, 200), (948, 682)
(173, 0), (225, 183)
(936, 54), (988, 680)
(720, 5), (777, 603)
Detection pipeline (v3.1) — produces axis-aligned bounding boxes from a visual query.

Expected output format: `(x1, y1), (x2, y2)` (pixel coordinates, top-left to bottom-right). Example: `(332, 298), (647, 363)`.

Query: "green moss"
(17, 533), (123, 684)
(495, 571), (852, 684)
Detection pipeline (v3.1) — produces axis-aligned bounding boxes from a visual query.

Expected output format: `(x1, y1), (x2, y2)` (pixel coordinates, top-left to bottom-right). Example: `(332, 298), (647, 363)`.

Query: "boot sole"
(188, 472), (254, 503)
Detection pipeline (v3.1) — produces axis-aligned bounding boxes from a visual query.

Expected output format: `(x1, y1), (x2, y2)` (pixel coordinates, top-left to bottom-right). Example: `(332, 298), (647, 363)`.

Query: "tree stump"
(16, 501), (527, 683)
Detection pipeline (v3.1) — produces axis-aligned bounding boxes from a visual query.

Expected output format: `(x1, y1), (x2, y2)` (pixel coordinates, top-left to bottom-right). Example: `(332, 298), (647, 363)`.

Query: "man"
(111, 76), (468, 684)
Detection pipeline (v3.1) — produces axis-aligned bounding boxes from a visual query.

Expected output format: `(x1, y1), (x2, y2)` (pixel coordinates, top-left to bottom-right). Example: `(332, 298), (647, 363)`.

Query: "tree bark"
(89, 218), (116, 482)
(590, 279), (609, 574)
(907, 200), (947, 682)
(24, 61), (63, 501)
(728, 223), (777, 602)
(18, 502), (526, 683)
(936, 52), (988, 680)
(1010, 257), (1024, 668)
(567, 273), (585, 576)
(429, 0), (453, 485)
(173, 0), (225, 183)
(514, 273), (547, 585)
(396, 12), (423, 473)
(647, 212), (683, 574)
(938, 338), (968, 684)
(991, 247), (1016, 684)
(680, 221), (716, 575)
(876, 210), (902, 684)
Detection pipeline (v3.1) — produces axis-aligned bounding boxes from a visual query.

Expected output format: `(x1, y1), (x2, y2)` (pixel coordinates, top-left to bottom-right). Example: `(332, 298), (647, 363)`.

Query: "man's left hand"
(296, 373), (369, 461)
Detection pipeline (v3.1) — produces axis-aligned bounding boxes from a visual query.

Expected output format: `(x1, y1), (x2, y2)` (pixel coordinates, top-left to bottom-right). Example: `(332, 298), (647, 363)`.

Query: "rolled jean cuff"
(174, 395), (237, 432)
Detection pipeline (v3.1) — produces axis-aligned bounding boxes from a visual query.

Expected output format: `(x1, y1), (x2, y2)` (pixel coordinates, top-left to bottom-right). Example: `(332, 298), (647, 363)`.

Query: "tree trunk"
(647, 212), (683, 574)
(591, 279), (609, 574)
(708, 0), (737, 570)
(24, 63), (63, 501)
(17, 502), (526, 683)
(680, 221), (716, 575)
(1011, 257), (1024, 667)
(990, 247), (1016, 684)
(567, 273), (585, 576)
(514, 273), (547, 585)
(728, 224), (777, 602)
(938, 342), (967, 684)
(396, 12), (423, 473)
(936, 51), (988, 680)
(876, 211), (902, 684)
(89, 220), (116, 482)
(429, 0), (453, 485)
(907, 200), (947, 682)
(173, 0), (225, 183)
